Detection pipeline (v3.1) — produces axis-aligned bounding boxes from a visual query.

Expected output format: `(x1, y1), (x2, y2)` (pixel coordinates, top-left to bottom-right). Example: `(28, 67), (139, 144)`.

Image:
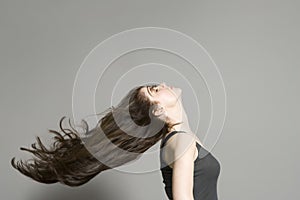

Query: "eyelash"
(151, 85), (159, 92)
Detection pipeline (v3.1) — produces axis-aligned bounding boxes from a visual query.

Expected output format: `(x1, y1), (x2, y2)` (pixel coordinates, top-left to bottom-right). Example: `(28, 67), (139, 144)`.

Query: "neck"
(166, 101), (192, 133)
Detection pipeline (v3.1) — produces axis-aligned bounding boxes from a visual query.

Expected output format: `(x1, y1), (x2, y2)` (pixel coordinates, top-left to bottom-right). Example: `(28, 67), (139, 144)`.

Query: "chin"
(176, 87), (182, 94)
(174, 87), (182, 98)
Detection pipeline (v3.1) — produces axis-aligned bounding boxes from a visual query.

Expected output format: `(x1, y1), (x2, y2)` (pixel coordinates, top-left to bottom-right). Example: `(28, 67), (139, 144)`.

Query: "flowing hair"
(11, 84), (182, 187)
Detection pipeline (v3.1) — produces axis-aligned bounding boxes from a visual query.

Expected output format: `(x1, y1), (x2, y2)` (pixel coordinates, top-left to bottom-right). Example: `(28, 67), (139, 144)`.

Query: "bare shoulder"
(170, 132), (196, 199)
(163, 131), (198, 168)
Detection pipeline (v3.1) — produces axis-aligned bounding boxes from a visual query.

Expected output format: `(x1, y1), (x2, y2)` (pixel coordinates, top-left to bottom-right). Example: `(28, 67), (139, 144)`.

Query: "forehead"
(140, 86), (151, 99)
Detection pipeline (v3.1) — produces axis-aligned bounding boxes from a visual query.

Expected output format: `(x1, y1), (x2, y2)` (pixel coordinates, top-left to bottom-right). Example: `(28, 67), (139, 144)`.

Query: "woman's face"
(141, 82), (182, 109)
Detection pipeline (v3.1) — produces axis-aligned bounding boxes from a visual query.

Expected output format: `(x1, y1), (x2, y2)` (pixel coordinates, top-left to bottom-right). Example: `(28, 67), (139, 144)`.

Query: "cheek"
(161, 92), (177, 105)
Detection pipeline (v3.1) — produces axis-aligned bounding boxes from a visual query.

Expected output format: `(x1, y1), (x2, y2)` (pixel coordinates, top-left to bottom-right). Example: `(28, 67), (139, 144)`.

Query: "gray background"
(1, 0), (299, 199)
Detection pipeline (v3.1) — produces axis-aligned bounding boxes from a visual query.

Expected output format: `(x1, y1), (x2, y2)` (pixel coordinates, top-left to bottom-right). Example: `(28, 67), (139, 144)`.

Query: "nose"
(161, 82), (167, 88)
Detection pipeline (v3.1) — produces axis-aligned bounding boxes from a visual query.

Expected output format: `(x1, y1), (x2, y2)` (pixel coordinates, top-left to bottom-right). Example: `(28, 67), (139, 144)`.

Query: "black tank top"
(160, 131), (220, 200)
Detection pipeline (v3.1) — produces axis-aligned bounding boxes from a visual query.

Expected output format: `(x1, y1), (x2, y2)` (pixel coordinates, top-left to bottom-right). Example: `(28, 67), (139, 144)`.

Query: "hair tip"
(10, 157), (17, 167)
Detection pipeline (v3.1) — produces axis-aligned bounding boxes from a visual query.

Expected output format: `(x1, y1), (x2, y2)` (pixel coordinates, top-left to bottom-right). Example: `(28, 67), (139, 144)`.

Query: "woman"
(11, 82), (220, 200)
(147, 83), (221, 200)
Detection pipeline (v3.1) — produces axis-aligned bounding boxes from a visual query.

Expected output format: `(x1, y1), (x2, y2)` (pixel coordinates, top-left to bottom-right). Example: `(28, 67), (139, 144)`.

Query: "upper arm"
(170, 133), (197, 200)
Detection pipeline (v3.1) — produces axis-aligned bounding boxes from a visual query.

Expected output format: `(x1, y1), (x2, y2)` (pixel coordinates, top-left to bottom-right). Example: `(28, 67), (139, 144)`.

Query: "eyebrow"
(146, 86), (153, 97)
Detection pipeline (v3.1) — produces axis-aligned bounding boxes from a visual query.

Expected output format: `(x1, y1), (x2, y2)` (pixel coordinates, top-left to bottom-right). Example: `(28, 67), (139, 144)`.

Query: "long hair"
(11, 84), (182, 187)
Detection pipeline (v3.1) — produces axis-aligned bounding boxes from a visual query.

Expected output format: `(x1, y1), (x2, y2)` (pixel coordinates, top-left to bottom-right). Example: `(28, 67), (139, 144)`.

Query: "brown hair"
(11, 84), (182, 187)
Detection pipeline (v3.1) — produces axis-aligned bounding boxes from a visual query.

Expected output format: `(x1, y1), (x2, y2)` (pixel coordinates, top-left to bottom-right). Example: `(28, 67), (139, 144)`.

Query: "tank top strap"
(161, 130), (186, 148)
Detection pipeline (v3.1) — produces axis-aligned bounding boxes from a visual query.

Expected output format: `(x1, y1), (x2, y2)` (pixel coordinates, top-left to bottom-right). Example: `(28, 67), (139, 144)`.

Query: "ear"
(152, 105), (166, 117)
